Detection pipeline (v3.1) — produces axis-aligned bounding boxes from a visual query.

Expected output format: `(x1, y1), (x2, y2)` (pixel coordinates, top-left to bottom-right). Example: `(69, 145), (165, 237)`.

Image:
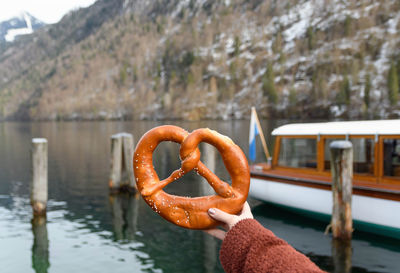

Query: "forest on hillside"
(0, 0), (399, 121)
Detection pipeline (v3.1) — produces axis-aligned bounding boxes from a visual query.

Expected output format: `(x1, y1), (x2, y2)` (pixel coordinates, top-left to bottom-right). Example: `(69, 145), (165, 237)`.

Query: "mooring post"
(110, 134), (123, 189)
(329, 140), (353, 240)
(200, 143), (216, 195)
(200, 143), (218, 273)
(31, 138), (48, 216)
(122, 133), (135, 190)
(109, 132), (136, 192)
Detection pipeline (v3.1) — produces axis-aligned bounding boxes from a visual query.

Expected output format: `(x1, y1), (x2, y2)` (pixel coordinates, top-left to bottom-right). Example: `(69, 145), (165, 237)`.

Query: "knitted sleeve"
(219, 219), (326, 273)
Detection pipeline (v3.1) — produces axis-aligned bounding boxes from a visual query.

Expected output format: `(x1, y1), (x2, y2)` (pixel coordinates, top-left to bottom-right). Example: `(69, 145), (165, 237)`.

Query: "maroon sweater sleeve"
(219, 219), (326, 273)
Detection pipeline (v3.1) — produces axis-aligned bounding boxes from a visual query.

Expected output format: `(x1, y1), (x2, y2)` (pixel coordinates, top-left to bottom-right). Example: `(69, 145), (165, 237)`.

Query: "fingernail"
(208, 208), (215, 215)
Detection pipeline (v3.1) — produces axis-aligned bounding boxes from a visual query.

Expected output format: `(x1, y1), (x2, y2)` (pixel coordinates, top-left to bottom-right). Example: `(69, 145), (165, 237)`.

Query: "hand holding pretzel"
(133, 125), (250, 229)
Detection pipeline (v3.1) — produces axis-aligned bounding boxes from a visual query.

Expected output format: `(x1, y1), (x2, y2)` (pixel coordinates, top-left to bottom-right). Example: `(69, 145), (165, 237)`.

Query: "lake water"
(0, 121), (399, 273)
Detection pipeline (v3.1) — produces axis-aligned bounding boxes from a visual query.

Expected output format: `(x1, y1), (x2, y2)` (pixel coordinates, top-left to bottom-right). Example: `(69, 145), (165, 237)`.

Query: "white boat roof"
(272, 120), (400, 136)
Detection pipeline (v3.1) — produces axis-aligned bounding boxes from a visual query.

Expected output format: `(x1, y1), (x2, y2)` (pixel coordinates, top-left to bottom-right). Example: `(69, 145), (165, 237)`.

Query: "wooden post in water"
(329, 140), (353, 240)
(110, 134), (123, 189)
(123, 134), (135, 190)
(31, 138), (48, 216)
(200, 143), (218, 273)
(109, 133), (136, 192)
(200, 143), (216, 196)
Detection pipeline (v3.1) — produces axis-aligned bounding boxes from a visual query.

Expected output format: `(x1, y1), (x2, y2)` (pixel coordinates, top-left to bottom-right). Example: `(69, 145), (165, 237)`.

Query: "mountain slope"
(0, 0), (399, 121)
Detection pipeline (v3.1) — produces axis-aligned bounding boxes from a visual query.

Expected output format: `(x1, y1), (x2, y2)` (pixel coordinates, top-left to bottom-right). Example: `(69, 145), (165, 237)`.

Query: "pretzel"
(133, 125), (250, 229)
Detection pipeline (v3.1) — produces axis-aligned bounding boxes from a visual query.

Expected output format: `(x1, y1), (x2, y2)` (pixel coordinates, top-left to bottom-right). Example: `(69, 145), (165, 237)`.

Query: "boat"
(249, 120), (400, 239)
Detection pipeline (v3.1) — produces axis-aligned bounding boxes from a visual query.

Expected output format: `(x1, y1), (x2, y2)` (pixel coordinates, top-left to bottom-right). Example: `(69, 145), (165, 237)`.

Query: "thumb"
(208, 208), (234, 225)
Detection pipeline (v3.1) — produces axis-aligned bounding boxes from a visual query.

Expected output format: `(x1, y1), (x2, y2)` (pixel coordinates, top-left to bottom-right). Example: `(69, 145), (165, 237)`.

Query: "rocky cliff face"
(0, 0), (399, 121)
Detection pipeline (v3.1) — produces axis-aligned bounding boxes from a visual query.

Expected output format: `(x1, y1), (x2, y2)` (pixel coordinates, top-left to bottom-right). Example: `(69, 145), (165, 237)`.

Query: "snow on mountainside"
(0, 12), (45, 42)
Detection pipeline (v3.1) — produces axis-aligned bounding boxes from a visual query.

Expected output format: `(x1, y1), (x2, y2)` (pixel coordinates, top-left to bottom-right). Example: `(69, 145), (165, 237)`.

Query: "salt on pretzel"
(134, 125), (250, 229)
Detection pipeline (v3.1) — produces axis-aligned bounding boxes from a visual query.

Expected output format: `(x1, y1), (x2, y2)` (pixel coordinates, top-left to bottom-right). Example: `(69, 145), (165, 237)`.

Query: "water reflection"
(31, 216), (50, 273)
(202, 233), (218, 273)
(332, 239), (352, 273)
(109, 193), (139, 241)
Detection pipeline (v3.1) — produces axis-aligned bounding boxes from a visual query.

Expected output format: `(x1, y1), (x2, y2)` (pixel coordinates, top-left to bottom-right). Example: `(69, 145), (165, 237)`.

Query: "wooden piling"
(200, 144), (218, 272)
(31, 138), (48, 216)
(122, 133), (135, 190)
(200, 143), (218, 272)
(110, 134), (123, 189)
(329, 140), (353, 240)
(109, 133), (136, 192)
(200, 143), (216, 196)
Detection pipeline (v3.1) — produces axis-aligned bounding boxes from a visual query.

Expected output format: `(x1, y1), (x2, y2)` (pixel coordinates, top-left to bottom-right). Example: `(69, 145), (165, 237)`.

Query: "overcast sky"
(0, 0), (97, 24)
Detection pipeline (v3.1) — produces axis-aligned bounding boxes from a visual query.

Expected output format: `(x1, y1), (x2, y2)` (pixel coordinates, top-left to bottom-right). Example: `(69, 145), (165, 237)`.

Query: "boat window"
(383, 139), (400, 177)
(278, 138), (317, 168)
(324, 138), (374, 174)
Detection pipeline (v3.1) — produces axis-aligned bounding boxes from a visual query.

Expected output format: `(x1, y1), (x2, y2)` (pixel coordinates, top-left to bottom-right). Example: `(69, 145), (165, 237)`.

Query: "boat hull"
(250, 177), (400, 239)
